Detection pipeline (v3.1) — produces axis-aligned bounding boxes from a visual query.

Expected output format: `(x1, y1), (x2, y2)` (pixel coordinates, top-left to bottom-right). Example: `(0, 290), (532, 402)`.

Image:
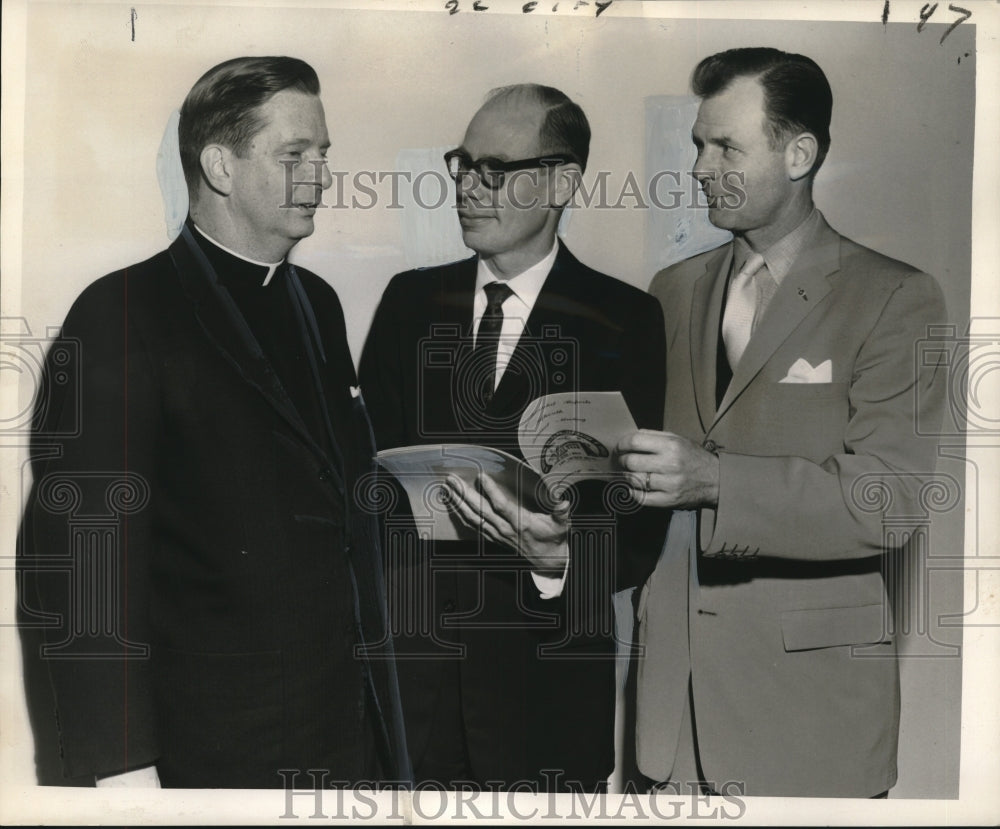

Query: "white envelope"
(779, 358), (832, 383)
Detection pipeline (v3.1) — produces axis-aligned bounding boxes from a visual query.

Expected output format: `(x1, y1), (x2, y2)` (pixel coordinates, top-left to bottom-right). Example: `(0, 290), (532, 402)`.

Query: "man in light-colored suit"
(617, 47), (946, 797)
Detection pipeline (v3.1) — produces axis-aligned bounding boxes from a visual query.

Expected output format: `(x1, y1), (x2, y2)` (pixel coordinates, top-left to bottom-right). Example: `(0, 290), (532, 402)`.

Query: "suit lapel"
(439, 256), (479, 337)
(169, 226), (344, 490)
(690, 246), (732, 433)
(714, 218), (841, 423)
(417, 256), (479, 439)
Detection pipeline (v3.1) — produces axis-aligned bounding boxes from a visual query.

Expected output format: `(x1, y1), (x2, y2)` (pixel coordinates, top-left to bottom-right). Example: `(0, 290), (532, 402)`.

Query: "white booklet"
(375, 392), (637, 541)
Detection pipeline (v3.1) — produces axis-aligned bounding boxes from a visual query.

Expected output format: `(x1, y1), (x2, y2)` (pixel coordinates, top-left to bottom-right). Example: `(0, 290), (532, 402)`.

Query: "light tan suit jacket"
(637, 215), (946, 796)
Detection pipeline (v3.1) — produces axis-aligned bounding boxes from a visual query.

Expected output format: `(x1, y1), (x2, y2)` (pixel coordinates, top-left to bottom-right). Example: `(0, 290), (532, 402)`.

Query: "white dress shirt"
(472, 241), (559, 386)
(472, 241), (567, 599)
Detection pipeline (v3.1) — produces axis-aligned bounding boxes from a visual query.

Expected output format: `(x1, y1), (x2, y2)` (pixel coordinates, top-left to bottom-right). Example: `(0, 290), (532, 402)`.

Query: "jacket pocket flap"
(780, 604), (889, 652)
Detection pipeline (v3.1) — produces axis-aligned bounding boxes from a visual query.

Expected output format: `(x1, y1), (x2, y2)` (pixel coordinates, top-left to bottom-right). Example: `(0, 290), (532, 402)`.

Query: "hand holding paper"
(444, 473), (571, 576)
(616, 429), (720, 508)
(375, 391), (641, 542)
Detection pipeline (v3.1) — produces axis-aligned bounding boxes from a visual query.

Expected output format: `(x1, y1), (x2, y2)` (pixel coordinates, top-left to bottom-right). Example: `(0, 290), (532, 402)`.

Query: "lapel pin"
(797, 288), (808, 301)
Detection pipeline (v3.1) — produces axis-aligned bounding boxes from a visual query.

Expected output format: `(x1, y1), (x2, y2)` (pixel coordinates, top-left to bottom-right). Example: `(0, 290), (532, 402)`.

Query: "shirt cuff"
(95, 764), (160, 787)
(529, 548), (570, 599)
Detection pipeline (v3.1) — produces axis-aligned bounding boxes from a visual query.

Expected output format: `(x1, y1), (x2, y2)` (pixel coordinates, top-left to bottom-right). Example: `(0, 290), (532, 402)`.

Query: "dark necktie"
(474, 281), (514, 406)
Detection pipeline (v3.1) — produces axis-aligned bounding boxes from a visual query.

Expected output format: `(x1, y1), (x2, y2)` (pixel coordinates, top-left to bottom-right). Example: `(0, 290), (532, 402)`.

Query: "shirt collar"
(193, 223), (284, 286)
(475, 239), (560, 307)
(733, 208), (821, 285)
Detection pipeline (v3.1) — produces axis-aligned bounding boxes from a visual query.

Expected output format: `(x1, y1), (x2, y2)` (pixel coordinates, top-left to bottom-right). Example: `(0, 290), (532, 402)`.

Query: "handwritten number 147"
(884, 2), (971, 43)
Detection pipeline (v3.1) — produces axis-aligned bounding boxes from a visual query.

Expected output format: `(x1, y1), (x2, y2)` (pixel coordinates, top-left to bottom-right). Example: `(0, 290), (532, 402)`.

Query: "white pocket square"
(779, 358), (832, 384)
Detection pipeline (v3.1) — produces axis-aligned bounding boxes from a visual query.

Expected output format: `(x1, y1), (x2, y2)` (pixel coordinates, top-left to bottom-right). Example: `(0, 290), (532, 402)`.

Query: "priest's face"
(225, 89), (332, 261)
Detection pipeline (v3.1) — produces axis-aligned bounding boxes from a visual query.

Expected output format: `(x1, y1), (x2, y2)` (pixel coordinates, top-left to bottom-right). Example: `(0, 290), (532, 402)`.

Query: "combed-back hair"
(179, 56), (320, 198)
(692, 47), (833, 174)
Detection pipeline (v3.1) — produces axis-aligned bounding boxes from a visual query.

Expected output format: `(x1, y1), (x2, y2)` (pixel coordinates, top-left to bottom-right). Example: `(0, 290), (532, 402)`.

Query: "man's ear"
(549, 163), (583, 209)
(785, 132), (819, 182)
(199, 145), (234, 196)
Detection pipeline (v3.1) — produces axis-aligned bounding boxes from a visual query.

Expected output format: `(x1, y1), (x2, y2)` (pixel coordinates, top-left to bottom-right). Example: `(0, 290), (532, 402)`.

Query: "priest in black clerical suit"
(360, 84), (667, 791)
(19, 57), (409, 788)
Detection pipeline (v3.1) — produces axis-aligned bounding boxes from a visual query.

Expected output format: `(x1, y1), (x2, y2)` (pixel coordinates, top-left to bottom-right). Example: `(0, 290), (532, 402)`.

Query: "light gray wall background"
(3, 1), (977, 801)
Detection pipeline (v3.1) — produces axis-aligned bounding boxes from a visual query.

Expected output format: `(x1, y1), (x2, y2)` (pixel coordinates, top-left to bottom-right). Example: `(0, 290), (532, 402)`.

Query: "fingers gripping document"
(374, 392), (637, 541)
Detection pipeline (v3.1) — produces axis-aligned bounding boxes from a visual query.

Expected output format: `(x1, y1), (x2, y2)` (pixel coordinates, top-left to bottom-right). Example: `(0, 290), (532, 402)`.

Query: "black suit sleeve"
(622, 291), (667, 431)
(359, 273), (408, 451)
(20, 275), (160, 779)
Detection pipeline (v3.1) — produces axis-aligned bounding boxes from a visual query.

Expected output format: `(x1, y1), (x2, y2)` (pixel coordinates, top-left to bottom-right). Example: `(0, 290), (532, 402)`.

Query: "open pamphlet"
(374, 392), (637, 541)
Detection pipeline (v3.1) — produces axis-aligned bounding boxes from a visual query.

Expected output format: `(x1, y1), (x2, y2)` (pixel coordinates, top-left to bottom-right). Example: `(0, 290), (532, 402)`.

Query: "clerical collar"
(193, 224), (284, 286)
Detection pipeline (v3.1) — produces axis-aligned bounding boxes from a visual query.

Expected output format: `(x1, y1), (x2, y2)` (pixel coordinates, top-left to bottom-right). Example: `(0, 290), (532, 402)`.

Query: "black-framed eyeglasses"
(443, 150), (577, 190)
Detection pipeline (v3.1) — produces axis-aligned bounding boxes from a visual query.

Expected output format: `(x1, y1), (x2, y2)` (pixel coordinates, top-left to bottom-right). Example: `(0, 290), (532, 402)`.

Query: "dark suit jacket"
(19, 226), (410, 788)
(636, 216), (946, 796)
(359, 242), (667, 788)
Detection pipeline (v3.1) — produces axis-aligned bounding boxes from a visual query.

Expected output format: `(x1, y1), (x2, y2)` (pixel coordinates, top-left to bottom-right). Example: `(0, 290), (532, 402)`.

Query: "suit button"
(703, 439), (719, 454)
(483, 390), (493, 405)
(318, 468), (332, 482)
(443, 599), (455, 612)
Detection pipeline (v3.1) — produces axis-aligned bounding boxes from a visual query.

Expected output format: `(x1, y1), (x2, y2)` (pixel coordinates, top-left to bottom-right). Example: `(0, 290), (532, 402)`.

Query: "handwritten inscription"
(882, 1), (972, 44)
(446, 0), (613, 15)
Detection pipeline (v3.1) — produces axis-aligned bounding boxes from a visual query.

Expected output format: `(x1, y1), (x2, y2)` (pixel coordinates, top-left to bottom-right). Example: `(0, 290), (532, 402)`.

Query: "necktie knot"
(483, 281), (514, 314)
(738, 252), (766, 281)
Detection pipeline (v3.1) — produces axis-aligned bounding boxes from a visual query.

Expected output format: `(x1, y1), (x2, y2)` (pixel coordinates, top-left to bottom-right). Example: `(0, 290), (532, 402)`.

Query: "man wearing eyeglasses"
(360, 84), (666, 791)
